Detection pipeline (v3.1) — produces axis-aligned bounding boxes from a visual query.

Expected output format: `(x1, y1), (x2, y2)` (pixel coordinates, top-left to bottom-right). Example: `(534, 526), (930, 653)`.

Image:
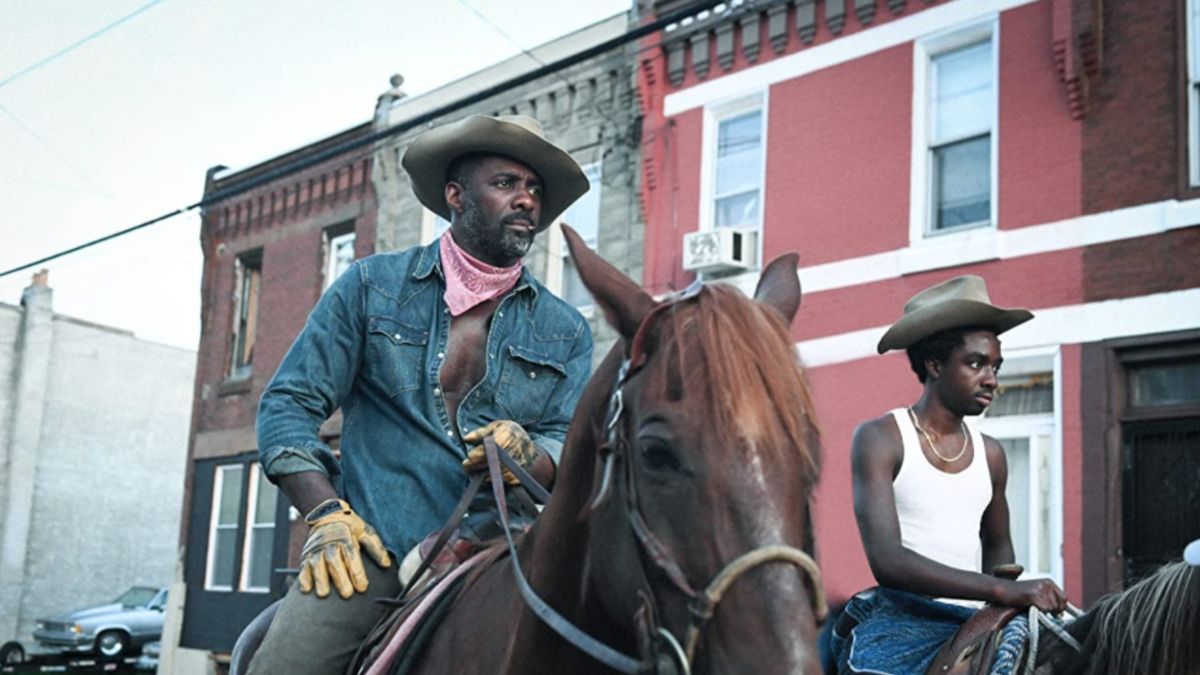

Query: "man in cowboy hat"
(824, 275), (1067, 674)
(247, 115), (594, 674)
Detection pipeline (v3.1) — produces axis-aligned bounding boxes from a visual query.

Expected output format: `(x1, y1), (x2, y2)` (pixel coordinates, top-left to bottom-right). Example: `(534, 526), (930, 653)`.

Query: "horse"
(1029, 560), (1199, 674)
(249, 224), (816, 675)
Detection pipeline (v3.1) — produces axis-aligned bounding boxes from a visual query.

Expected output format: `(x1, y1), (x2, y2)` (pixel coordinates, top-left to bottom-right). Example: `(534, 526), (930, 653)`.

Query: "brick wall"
(1082, 0), (1181, 213)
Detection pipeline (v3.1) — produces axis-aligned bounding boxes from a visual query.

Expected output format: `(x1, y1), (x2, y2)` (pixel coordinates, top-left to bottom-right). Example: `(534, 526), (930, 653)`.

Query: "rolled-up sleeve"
(257, 261), (366, 482)
(527, 319), (593, 465)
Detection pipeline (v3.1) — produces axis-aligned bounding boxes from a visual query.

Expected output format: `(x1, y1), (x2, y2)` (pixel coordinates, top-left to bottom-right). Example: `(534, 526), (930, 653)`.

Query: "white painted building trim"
(663, 0), (1040, 116)
(790, 197), (1200, 294)
(796, 287), (1200, 368)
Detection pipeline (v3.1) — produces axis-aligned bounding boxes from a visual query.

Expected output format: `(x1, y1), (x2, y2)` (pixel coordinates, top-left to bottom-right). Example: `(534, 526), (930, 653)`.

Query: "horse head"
(557, 225), (824, 674)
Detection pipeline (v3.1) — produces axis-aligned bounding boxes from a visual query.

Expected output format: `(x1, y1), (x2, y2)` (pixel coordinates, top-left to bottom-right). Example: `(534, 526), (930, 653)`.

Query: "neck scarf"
(439, 232), (522, 316)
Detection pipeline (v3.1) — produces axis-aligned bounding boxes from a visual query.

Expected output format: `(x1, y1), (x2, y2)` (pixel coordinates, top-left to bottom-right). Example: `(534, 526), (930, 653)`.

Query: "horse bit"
(488, 287), (828, 675)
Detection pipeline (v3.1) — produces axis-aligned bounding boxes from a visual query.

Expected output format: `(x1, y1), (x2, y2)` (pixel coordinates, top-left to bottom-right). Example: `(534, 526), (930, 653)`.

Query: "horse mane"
(653, 284), (820, 482)
(1084, 561), (1200, 674)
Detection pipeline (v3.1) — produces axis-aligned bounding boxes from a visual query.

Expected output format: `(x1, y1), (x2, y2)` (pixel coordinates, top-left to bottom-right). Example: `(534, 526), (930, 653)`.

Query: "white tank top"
(890, 408), (992, 581)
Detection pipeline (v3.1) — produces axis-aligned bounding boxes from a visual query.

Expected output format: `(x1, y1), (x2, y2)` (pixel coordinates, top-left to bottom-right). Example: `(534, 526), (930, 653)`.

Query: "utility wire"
(0, 0), (170, 91)
(0, 103), (113, 197)
(0, 0), (726, 281)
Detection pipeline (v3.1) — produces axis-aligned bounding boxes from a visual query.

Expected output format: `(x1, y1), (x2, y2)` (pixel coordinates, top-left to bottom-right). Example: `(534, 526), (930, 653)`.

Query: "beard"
(454, 194), (537, 267)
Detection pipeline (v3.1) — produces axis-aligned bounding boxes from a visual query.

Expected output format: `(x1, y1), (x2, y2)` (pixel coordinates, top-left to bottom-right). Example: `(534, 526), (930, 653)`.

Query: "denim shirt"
(257, 238), (593, 555)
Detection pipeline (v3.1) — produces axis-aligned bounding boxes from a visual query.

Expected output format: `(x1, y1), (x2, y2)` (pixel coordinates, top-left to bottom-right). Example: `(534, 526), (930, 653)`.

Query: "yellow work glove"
(461, 420), (540, 486)
(298, 499), (391, 599)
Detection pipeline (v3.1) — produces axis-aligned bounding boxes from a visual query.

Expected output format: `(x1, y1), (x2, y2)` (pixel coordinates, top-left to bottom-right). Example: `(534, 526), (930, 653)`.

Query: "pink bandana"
(439, 232), (522, 316)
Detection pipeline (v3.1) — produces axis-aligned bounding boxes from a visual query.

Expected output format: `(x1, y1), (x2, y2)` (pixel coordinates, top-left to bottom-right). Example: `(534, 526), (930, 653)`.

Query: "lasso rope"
(1021, 602), (1084, 673)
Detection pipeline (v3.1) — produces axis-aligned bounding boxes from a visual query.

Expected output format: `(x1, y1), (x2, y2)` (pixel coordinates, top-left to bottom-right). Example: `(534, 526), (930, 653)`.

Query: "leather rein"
(484, 288), (827, 675)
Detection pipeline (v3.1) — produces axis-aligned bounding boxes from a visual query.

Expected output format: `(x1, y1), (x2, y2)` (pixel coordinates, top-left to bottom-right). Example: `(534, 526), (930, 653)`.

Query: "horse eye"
(640, 441), (681, 472)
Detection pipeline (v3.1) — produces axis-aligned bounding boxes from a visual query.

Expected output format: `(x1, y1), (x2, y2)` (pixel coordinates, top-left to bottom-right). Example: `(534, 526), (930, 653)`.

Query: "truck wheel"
(96, 630), (130, 658)
(0, 641), (25, 664)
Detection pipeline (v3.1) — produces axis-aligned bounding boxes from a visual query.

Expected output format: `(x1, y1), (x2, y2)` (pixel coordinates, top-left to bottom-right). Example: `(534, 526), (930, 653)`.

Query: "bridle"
(487, 286), (826, 675)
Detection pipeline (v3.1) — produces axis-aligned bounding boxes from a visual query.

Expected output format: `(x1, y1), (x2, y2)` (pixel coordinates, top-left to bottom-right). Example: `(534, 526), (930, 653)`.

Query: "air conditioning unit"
(682, 228), (758, 273)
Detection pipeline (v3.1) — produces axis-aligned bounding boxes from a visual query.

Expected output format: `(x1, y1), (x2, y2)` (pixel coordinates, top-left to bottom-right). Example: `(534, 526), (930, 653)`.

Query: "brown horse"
(371, 226), (824, 674)
(1030, 560), (1199, 674)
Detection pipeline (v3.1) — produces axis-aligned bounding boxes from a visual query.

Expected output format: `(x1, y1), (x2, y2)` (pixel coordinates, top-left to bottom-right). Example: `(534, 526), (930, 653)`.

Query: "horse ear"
(753, 253), (802, 324)
(562, 223), (657, 341)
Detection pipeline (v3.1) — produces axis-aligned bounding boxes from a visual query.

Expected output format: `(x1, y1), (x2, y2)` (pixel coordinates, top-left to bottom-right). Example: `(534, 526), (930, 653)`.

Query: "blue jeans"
(822, 588), (1032, 675)
(825, 587), (975, 674)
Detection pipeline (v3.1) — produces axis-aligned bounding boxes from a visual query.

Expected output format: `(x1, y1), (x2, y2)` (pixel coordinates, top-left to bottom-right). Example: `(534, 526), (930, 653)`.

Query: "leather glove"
(298, 499), (391, 599)
(461, 420), (540, 486)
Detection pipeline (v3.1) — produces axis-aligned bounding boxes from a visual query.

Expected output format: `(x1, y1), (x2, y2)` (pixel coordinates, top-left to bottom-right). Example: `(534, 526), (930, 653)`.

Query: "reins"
(481, 286), (827, 674)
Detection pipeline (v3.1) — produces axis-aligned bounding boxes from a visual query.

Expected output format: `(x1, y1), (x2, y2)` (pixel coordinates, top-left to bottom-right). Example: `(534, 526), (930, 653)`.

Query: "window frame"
(975, 346), (1064, 586)
(1189, 0), (1200, 187)
(554, 161), (603, 311)
(237, 463), (276, 593)
(322, 223), (356, 293)
(910, 18), (999, 245)
(700, 92), (768, 238)
(228, 249), (262, 380)
(202, 464), (245, 592)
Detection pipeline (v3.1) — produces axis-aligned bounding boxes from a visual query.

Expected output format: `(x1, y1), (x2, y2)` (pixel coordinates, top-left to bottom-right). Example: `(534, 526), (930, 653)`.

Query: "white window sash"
(974, 345), (1064, 586)
(1189, 0), (1200, 186)
(910, 17), (999, 243)
(699, 92), (768, 236)
(238, 464), (272, 593)
(323, 231), (356, 292)
(204, 466), (238, 591)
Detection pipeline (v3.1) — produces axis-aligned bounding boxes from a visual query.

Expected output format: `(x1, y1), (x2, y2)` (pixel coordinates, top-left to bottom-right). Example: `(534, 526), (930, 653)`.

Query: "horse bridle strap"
(682, 545), (827, 663)
(484, 437), (644, 675)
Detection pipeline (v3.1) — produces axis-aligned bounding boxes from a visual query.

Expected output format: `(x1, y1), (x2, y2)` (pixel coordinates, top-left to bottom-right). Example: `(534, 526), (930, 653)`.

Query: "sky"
(0, 0), (630, 350)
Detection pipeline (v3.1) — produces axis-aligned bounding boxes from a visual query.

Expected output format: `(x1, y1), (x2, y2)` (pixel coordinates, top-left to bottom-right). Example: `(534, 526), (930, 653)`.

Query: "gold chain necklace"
(907, 407), (969, 463)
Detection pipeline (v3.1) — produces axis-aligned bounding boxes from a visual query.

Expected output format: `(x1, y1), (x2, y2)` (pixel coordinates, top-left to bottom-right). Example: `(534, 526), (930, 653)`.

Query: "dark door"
(1122, 417), (1200, 584)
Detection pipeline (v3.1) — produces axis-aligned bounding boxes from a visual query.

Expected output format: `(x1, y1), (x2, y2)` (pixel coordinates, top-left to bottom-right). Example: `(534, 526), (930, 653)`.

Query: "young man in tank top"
(824, 275), (1067, 674)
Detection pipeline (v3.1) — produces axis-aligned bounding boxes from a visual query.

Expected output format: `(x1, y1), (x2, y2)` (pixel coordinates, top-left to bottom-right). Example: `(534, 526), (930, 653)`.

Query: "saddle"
(925, 565), (1025, 675)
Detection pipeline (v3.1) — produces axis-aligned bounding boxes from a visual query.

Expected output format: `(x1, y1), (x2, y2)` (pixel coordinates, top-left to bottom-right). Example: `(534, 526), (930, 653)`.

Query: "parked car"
(32, 586), (167, 658)
(134, 640), (160, 671)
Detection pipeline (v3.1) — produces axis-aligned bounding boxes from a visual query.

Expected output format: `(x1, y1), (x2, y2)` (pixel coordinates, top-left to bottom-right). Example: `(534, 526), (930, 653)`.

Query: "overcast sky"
(0, 0), (630, 349)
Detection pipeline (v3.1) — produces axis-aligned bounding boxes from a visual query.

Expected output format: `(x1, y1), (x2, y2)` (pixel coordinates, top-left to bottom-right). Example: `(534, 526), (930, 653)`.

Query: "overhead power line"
(0, 0), (725, 281)
(0, 0), (170, 91)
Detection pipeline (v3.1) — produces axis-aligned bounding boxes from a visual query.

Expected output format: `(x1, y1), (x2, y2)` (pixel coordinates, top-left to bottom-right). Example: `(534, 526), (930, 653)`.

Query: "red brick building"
(177, 122), (376, 653)
(635, 0), (1200, 606)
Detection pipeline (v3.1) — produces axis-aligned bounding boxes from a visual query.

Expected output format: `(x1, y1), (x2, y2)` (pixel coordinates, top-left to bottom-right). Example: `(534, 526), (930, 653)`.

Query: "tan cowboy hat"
(401, 114), (589, 225)
(876, 275), (1033, 353)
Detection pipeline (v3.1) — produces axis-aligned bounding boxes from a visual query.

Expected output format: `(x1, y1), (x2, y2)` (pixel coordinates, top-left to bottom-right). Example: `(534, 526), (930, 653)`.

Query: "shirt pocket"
(365, 315), (428, 396)
(496, 344), (567, 426)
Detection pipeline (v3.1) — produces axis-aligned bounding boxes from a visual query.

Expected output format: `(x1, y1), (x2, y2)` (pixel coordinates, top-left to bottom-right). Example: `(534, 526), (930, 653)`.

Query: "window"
(322, 225), (356, 292)
(204, 464), (245, 591)
(711, 107), (764, 230)
(559, 163), (602, 308)
(239, 465), (278, 592)
(912, 22), (997, 239)
(977, 349), (1061, 583)
(203, 461), (281, 593)
(229, 250), (262, 379)
(420, 208), (451, 244)
(1190, 0), (1200, 186)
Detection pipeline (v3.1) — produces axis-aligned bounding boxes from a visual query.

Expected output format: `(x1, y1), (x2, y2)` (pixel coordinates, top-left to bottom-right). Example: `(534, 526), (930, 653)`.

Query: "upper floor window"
(560, 163), (602, 308)
(913, 22), (997, 240)
(323, 223), (356, 292)
(712, 107), (764, 229)
(421, 209), (451, 245)
(1189, 0), (1200, 186)
(229, 250), (262, 380)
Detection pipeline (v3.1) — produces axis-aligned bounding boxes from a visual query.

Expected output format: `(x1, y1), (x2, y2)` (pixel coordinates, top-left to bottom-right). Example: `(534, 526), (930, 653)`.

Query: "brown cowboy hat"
(876, 275), (1033, 354)
(401, 114), (589, 225)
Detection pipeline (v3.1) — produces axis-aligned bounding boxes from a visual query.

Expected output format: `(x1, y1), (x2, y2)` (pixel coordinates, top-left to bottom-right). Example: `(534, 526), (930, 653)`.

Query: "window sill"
(218, 377), (253, 397)
(901, 225), (999, 275)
